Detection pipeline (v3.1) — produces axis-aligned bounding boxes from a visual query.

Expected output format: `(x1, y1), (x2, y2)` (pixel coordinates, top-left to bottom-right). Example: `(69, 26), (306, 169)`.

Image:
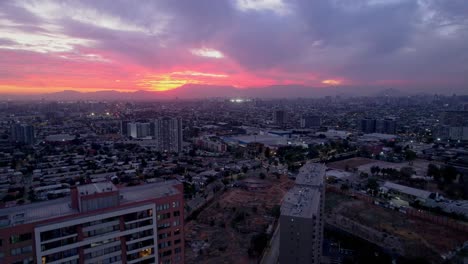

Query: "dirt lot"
(326, 192), (468, 262)
(184, 175), (293, 264)
(327, 157), (376, 171)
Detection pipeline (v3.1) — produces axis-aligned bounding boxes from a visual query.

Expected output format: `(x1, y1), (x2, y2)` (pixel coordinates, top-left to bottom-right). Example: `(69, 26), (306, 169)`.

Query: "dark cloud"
(1, 0), (468, 91)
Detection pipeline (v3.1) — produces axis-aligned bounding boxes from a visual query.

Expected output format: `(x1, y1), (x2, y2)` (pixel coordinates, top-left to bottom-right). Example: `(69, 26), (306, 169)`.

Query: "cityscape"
(1, 1), (468, 264)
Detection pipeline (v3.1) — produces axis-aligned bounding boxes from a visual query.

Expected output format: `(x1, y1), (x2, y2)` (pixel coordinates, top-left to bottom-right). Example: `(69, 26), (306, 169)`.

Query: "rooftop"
(0, 180), (181, 228)
(77, 182), (117, 196)
(295, 162), (325, 187)
(281, 162), (325, 218)
(281, 186), (320, 218)
(382, 181), (432, 199)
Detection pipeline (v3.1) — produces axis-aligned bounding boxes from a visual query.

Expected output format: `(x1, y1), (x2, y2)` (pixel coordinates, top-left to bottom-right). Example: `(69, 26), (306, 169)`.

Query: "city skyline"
(1, 0), (468, 95)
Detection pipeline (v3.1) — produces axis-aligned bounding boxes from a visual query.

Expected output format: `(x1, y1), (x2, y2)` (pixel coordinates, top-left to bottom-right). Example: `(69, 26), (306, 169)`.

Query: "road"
(260, 223), (280, 264)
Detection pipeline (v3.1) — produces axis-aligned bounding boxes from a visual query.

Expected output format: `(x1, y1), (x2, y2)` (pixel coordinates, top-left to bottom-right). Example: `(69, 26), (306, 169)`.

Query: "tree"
(307, 147), (319, 159)
(427, 164), (440, 181)
(270, 205), (281, 218)
(367, 178), (379, 193)
(264, 147), (271, 158)
(360, 172), (369, 179)
(259, 173), (266, 179)
(189, 148), (197, 157)
(248, 232), (269, 257)
(400, 166), (415, 179)
(405, 149), (417, 164)
(441, 166), (458, 184)
(140, 158), (147, 168)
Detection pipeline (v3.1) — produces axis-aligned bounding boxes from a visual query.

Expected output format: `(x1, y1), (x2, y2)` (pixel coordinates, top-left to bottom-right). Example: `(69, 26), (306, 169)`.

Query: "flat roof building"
(280, 163), (325, 264)
(0, 180), (184, 264)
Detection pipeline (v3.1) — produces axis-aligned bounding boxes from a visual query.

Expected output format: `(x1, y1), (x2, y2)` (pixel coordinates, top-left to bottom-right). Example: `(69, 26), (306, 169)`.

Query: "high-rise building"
(274, 110), (287, 125)
(10, 124), (35, 144)
(360, 118), (376, 133)
(280, 163), (325, 264)
(153, 118), (183, 153)
(442, 111), (468, 127)
(121, 118), (183, 152)
(438, 111), (468, 141)
(136, 123), (151, 138)
(361, 118), (397, 134)
(121, 122), (152, 139)
(376, 119), (397, 134)
(300, 115), (322, 128)
(121, 120), (129, 136)
(0, 181), (184, 264)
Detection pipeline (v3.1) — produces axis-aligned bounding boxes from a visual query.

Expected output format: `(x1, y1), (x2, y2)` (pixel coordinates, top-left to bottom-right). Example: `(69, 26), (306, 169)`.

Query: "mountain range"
(0, 84), (433, 101)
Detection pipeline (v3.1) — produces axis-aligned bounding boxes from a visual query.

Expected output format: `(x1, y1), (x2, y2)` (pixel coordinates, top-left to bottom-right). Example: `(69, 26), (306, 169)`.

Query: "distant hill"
(0, 84), (450, 101)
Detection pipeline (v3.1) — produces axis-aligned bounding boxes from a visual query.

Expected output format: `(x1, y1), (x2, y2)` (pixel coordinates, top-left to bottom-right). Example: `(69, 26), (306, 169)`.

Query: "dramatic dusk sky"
(0, 0), (467, 94)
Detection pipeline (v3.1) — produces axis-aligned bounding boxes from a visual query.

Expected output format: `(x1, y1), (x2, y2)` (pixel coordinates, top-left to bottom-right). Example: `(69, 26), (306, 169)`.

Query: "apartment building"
(0, 180), (184, 264)
(280, 163), (325, 264)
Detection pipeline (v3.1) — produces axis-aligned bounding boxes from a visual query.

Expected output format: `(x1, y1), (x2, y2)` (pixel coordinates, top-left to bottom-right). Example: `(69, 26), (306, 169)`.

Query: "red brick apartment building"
(0, 180), (184, 264)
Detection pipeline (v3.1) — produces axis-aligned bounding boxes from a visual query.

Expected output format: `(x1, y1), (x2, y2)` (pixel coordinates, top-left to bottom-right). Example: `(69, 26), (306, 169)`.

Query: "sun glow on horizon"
(137, 70), (230, 92)
(321, 79), (342, 85)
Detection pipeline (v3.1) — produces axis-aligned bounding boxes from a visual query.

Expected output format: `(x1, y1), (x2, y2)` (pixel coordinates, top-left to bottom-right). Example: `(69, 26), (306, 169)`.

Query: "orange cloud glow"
(321, 79), (342, 85)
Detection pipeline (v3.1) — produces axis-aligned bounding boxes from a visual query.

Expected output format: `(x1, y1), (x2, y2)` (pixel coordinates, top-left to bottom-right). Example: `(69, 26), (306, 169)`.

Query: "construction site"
(326, 191), (468, 263)
(184, 175), (293, 264)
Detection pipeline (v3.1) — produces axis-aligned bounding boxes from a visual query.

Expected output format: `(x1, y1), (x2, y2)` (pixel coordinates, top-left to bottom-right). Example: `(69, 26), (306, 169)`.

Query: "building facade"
(121, 118), (183, 153)
(360, 118), (376, 134)
(0, 181), (184, 264)
(274, 110), (287, 126)
(438, 111), (468, 141)
(10, 124), (35, 145)
(300, 115), (322, 128)
(153, 118), (183, 153)
(361, 118), (396, 134)
(280, 163), (325, 264)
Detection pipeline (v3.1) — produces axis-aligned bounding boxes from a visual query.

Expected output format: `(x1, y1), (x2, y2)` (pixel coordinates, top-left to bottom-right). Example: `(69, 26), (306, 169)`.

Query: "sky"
(0, 0), (467, 95)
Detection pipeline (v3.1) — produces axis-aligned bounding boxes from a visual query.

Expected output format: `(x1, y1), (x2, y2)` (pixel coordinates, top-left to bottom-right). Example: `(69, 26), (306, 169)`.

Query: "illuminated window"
(139, 248), (152, 258)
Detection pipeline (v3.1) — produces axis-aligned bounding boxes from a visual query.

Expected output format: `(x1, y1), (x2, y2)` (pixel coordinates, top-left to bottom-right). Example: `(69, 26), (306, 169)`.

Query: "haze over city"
(1, 1), (468, 264)
(1, 0), (467, 97)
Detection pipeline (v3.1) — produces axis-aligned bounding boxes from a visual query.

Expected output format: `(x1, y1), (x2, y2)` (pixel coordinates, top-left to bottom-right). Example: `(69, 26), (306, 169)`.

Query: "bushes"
(247, 232), (269, 257)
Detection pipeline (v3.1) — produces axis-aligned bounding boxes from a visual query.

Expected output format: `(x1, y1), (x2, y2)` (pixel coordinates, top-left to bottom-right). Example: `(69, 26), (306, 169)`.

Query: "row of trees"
(427, 164), (459, 184)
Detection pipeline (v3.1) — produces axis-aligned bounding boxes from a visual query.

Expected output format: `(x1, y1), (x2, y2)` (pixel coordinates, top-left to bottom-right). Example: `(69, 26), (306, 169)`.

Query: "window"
(82, 217), (117, 227)
(84, 245), (121, 259)
(10, 233), (32, 244)
(125, 219), (153, 230)
(158, 232), (171, 240)
(158, 241), (171, 249)
(157, 213), (171, 220)
(173, 211), (180, 217)
(40, 226), (78, 241)
(41, 236), (77, 251)
(174, 229), (181, 236)
(157, 204), (170, 211)
(11, 245), (32, 256)
(157, 222), (171, 230)
(85, 225), (119, 237)
(172, 201), (179, 208)
(21, 257), (33, 264)
(174, 239), (181, 245)
(174, 247), (181, 254)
